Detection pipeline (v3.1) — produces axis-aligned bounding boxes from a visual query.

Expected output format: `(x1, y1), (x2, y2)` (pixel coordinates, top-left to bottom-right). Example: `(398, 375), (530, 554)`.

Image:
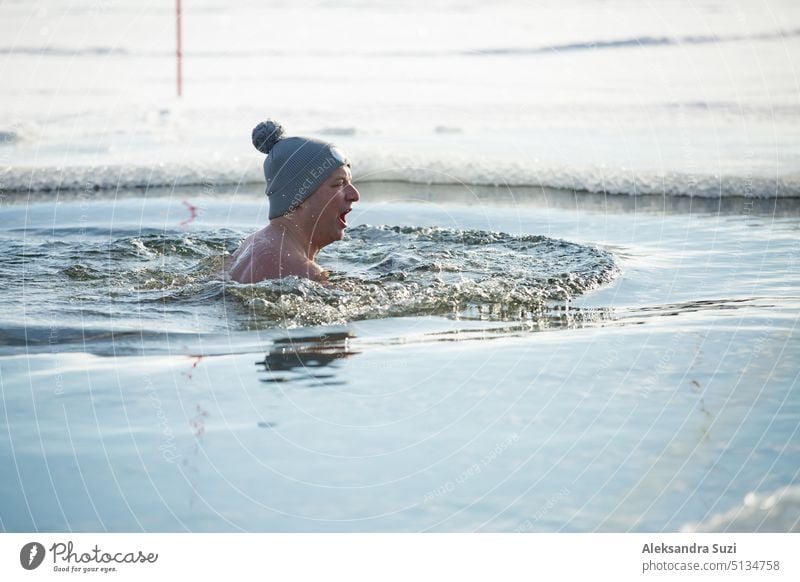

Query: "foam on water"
(227, 225), (619, 326)
(1, 224), (618, 335)
(3, 153), (798, 198)
(681, 486), (800, 532)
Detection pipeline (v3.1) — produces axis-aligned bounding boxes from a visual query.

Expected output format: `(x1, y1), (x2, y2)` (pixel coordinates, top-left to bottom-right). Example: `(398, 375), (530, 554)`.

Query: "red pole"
(176, 0), (183, 97)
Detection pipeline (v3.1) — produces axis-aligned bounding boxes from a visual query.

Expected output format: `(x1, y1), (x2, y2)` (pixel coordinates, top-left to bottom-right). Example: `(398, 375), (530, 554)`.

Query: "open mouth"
(338, 208), (351, 227)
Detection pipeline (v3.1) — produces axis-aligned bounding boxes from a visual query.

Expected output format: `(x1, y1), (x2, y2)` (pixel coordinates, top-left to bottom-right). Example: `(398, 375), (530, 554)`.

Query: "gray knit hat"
(252, 120), (350, 219)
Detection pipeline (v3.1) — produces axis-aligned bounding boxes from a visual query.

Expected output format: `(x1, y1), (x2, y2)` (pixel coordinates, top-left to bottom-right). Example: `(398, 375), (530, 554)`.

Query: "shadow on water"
(2, 292), (787, 360)
(256, 331), (358, 388)
(620, 297), (788, 320)
(251, 305), (620, 389)
(246, 294), (787, 390)
(2, 295), (783, 358)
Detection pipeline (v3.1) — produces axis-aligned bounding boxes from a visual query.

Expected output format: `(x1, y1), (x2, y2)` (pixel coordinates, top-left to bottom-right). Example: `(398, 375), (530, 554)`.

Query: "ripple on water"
(225, 225), (619, 327)
(22, 225), (618, 330)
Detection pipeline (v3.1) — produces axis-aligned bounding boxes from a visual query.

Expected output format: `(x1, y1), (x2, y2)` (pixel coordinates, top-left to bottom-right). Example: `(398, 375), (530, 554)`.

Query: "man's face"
(305, 164), (360, 246)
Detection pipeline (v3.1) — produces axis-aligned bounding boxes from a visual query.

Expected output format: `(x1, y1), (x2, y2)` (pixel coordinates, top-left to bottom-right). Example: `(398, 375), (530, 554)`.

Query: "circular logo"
(330, 147), (347, 164)
(20, 542), (46, 570)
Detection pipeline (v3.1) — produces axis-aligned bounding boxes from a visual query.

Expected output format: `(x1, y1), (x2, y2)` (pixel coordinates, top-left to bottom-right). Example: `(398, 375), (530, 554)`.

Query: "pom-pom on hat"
(252, 120), (350, 219)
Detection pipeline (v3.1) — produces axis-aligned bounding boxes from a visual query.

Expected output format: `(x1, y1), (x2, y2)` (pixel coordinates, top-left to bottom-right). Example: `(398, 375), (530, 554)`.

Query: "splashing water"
(225, 225), (619, 327)
(4, 224), (617, 335)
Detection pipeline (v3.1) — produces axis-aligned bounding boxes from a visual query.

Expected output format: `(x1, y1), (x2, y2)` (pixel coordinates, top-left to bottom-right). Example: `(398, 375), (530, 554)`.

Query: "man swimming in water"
(226, 120), (360, 283)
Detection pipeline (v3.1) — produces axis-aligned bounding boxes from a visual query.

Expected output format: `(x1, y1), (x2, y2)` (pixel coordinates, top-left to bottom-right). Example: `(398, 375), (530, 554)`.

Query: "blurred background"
(1, 0), (799, 195)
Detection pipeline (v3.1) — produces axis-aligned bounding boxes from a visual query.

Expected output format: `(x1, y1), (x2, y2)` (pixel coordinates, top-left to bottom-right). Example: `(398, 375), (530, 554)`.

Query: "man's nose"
(346, 184), (360, 202)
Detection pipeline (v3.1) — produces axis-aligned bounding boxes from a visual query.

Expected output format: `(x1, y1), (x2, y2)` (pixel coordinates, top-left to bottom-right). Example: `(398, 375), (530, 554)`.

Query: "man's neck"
(269, 217), (321, 261)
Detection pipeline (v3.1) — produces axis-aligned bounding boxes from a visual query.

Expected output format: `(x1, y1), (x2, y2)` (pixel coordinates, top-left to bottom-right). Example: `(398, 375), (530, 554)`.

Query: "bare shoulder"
(226, 228), (324, 284)
(226, 229), (277, 283)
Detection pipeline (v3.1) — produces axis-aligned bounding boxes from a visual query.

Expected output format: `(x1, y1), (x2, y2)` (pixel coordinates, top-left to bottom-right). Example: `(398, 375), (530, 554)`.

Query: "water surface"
(1, 183), (797, 532)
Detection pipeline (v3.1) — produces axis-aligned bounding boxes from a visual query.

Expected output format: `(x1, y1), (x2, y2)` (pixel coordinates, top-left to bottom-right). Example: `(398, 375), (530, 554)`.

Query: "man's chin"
(324, 229), (345, 245)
